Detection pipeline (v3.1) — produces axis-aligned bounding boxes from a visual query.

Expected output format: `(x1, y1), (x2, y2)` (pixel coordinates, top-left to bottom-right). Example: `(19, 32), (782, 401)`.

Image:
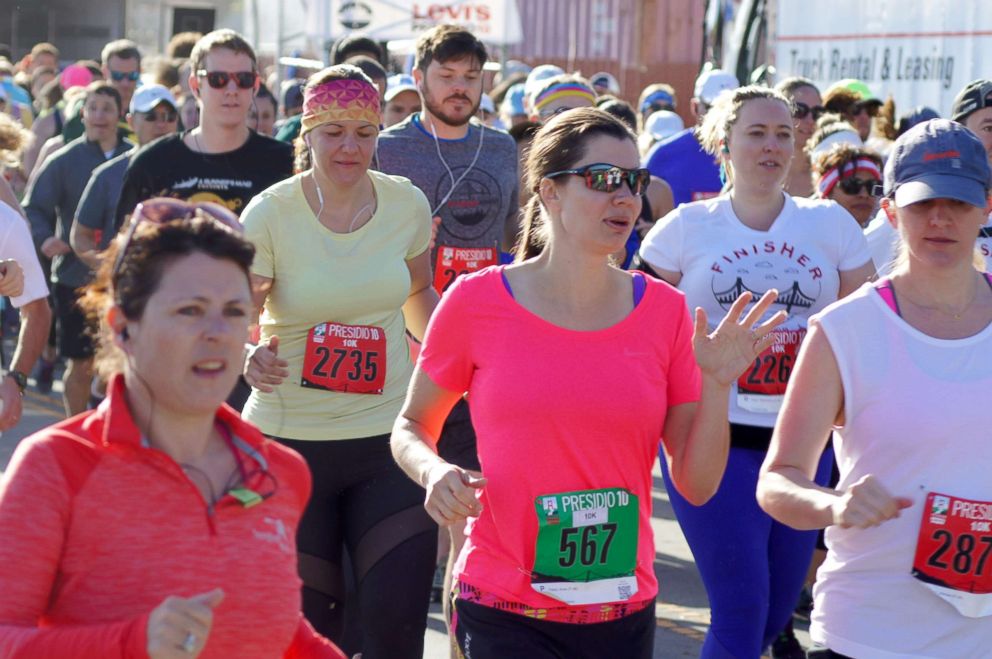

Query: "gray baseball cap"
(884, 119), (991, 208)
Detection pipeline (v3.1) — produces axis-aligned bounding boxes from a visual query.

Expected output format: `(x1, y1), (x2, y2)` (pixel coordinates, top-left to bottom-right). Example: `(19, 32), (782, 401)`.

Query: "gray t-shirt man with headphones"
(374, 25), (518, 297)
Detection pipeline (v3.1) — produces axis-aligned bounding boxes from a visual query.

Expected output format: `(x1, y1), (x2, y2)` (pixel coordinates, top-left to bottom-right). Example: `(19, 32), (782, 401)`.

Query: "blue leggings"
(661, 436), (833, 659)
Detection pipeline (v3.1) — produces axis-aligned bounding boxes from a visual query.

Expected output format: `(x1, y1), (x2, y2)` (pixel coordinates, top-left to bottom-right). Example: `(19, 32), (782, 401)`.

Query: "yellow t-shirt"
(241, 170), (432, 440)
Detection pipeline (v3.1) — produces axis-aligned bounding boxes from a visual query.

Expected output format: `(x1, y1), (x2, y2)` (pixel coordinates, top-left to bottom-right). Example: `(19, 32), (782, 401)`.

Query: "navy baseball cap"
(884, 119), (991, 208)
(951, 79), (992, 124)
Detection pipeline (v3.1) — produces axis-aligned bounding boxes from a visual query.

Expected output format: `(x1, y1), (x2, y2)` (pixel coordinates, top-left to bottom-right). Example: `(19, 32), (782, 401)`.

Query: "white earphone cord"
(427, 114), (485, 217)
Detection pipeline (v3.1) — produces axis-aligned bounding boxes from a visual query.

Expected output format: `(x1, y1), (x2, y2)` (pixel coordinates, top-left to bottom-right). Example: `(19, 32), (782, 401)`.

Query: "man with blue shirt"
(644, 68), (739, 207)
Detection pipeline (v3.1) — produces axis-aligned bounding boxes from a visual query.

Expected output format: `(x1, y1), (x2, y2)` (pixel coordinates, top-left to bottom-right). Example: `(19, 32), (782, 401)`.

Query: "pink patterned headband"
(817, 157), (883, 198)
(301, 78), (381, 135)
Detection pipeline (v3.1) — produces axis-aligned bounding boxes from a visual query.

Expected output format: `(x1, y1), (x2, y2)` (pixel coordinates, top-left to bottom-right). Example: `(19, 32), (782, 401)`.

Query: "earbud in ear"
(721, 143), (730, 154)
(120, 327), (129, 341)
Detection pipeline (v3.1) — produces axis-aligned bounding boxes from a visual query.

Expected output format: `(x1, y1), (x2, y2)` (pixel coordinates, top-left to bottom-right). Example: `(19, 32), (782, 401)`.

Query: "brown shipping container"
(505, 0), (704, 126)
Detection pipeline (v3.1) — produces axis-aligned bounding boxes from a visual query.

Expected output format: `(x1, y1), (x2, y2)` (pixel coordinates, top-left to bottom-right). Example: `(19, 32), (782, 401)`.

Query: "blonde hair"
(696, 85), (791, 156)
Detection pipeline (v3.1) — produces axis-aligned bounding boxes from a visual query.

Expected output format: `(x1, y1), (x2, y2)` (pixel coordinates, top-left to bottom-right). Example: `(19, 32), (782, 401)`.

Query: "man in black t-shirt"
(115, 29), (293, 227)
(115, 30), (292, 412)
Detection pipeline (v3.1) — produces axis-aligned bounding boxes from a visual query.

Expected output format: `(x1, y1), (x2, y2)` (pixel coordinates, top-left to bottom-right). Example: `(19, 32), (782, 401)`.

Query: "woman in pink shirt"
(0, 200), (344, 658)
(391, 108), (784, 657)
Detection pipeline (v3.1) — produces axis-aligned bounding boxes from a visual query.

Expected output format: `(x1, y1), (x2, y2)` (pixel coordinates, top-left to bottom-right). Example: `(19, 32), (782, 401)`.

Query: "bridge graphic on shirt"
(714, 278), (815, 314)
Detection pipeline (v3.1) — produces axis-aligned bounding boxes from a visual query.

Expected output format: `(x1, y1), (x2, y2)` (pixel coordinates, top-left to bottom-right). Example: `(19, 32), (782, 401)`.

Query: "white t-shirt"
(812, 283), (992, 657)
(639, 193), (871, 427)
(0, 201), (48, 307)
(866, 210), (992, 276)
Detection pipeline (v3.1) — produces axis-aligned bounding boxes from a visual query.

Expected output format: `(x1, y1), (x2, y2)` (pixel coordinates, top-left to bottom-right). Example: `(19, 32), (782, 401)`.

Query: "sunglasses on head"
(196, 70), (258, 90)
(141, 108), (178, 123)
(545, 163), (651, 195)
(112, 198), (243, 278)
(838, 177), (881, 195)
(793, 102), (825, 121)
(110, 70), (140, 82)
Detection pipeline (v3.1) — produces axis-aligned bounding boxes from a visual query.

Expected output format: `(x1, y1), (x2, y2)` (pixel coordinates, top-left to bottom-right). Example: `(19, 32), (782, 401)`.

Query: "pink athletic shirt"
(419, 266), (701, 609)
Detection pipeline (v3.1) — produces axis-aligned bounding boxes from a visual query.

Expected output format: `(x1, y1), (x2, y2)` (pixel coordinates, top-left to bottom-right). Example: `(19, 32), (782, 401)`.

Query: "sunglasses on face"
(792, 102), (825, 121)
(110, 70), (140, 82)
(112, 198), (243, 278)
(838, 177), (882, 195)
(141, 109), (178, 123)
(851, 102), (879, 118)
(196, 70), (257, 90)
(545, 163), (651, 196)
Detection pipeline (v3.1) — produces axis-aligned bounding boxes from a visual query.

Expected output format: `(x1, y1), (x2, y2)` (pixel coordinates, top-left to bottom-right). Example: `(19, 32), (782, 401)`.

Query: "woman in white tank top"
(758, 119), (992, 658)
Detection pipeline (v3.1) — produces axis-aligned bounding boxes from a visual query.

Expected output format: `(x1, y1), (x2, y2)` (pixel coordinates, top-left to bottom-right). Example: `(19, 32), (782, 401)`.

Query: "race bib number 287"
(912, 492), (992, 617)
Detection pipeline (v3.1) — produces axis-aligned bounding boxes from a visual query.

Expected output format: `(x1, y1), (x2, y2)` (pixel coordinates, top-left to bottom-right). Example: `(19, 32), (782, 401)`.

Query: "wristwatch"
(5, 370), (27, 394)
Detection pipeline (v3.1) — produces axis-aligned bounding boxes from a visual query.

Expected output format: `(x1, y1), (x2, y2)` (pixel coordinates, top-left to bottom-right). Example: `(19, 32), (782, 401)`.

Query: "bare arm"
(646, 176), (674, 223)
(69, 223), (102, 271)
(838, 261), (877, 298)
(21, 112), (55, 177)
(661, 291), (784, 504)
(757, 321), (911, 529)
(391, 368), (484, 526)
(0, 177), (24, 217)
(243, 273), (288, 393)
(0, 297), (52, 429)
(402, 249), (439, 342)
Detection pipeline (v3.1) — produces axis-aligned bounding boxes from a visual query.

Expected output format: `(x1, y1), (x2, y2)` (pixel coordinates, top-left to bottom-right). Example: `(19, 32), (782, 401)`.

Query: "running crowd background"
(0, 18), (988, 659)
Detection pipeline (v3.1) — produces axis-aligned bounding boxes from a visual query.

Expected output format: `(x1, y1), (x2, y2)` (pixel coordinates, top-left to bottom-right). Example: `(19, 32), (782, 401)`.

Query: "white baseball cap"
(385, 74), (418, 103)
(694, 69), (739, 105)
(644, 110), (685, 141)
(129, 84), (178, 114)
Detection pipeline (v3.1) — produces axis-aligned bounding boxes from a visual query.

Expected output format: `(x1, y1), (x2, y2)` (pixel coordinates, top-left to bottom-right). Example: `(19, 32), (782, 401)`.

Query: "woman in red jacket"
(0, 199), (345, 659)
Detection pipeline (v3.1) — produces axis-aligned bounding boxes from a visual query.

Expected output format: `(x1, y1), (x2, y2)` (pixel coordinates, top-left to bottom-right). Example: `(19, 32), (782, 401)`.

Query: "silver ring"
(182, 632), (197, 653)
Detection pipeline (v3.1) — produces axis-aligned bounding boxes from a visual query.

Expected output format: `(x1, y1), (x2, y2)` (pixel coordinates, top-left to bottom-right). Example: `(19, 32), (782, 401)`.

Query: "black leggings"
(454, 598), (656, 659)
(276, 434), (437, 659)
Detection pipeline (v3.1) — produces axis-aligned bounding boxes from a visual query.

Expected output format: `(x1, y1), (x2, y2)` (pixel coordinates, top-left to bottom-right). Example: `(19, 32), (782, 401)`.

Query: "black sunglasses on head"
(197, 70), (257, 90)
(793, 102), (826, 121)
(545, 163), (651, 196)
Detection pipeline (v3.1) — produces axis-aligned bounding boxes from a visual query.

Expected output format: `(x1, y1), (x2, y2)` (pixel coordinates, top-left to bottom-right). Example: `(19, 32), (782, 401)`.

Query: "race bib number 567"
(301, 322), (386, 395)
(531, 487), (639, 605)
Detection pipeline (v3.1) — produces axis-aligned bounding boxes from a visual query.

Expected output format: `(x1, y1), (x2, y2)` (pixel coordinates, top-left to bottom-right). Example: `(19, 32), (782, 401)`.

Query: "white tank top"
(811, 282), (992, 658)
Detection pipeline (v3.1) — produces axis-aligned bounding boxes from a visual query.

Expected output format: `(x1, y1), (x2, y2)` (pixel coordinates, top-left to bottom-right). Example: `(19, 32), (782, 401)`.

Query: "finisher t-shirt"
(643, 128), (722, 207)
(640, 193), (872, 427)
(240, 170), (432, 441)
(418, 267), (701, 608)
(115, 131), (293, 222)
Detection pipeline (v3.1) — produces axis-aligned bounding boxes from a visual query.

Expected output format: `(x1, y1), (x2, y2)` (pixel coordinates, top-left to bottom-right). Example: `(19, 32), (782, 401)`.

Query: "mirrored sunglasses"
(545, 163), (651, 195)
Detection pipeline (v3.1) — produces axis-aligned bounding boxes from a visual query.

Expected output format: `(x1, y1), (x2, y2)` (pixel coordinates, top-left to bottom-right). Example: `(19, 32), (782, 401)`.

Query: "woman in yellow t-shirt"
(240, 64), (437, 658)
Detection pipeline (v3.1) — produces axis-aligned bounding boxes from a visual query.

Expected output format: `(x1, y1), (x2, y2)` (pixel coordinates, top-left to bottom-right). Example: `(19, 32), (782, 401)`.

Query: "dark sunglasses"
(793, 102), (825, 121)
(196, 70), (257, 90)
(545, 163), (651, 195)
(838, 177), (882, 195)
(109, 70), (140, 82)
(141, 109), (178, 123)
(852, 101), (879, 118)
(112, 198), (243, 278)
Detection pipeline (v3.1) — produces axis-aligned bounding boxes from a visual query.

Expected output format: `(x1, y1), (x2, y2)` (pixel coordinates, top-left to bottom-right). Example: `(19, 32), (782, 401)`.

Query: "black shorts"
(437, 397), (481, 472)
(53, 283), (95, 359)
(453, 597), (655, 659)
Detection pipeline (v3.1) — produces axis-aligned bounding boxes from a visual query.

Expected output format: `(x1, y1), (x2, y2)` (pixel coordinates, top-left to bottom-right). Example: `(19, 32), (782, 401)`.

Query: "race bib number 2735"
(301, 322), (386, 395)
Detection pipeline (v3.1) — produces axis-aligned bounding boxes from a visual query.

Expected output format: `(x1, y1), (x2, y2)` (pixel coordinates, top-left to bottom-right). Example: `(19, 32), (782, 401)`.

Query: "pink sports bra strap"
(875, 273), (992, 316)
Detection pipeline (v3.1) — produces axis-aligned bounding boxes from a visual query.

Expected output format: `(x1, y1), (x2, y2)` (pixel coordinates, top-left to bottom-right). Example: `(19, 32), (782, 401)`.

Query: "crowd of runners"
(0, 19), (989, 659)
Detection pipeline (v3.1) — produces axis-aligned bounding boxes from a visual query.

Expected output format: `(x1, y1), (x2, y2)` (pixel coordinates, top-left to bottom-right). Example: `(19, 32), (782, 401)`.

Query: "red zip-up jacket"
(0, 375), (346, 659)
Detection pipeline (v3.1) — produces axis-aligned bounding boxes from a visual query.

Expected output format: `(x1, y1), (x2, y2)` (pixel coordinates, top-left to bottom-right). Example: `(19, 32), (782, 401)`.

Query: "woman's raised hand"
(692, 290), (787, 385)
(243, 335), (289, 393)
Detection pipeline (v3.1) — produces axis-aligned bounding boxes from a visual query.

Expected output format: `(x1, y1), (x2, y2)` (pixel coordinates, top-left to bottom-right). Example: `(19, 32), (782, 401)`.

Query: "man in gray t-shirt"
(375, 32), (517, 297)
(373, 23), (518, 627)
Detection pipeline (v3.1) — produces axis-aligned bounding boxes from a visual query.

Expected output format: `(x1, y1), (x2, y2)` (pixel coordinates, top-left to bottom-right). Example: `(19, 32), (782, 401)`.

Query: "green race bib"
(531, 487), (639, 605)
